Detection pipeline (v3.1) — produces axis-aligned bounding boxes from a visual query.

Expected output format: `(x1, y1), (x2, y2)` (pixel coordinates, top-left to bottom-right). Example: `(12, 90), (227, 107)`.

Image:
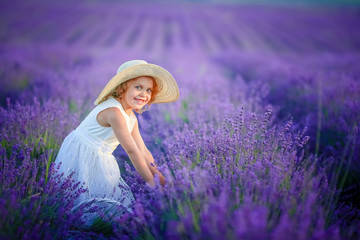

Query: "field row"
(1, 2), (360, 54)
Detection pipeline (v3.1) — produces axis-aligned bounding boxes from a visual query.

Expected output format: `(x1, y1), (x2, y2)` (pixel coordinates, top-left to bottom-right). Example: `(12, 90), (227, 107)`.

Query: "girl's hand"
(154, 171), (166, 187)
(159, 173), (166, 187)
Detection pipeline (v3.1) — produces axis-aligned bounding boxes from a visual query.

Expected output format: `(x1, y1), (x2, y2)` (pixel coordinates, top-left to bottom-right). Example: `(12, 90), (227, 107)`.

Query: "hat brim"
(94, 64), (180, 105)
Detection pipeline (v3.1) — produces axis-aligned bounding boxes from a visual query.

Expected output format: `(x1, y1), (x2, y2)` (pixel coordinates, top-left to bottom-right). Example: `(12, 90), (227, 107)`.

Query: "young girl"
(54, 60), (179, 226)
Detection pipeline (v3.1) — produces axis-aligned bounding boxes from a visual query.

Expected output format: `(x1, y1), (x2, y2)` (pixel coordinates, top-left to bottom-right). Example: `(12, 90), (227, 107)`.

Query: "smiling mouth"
(134, 98), (146, 105)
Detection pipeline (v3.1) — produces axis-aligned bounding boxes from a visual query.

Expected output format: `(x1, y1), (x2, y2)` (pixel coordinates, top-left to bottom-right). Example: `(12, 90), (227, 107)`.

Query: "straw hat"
(94, 60), (180, 105)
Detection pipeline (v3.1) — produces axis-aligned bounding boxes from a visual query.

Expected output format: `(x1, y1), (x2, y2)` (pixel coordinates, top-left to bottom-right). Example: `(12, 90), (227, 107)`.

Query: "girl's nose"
(139, 91), (147, 97)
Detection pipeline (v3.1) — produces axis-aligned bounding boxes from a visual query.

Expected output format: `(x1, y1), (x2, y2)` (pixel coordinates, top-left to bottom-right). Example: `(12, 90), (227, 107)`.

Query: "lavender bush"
(119, 105), (342, 239)
(213, 51), (360, 215)
(1, 1), (360, 239)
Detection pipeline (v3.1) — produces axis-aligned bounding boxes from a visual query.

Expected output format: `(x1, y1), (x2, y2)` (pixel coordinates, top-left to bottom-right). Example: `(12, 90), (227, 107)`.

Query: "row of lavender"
(1, 1), (360, 239)
(3, 3), (360, 53)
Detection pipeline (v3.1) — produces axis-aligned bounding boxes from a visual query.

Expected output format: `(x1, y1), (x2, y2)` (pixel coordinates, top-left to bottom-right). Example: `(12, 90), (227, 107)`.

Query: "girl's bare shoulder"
(97, 107), (124, 127)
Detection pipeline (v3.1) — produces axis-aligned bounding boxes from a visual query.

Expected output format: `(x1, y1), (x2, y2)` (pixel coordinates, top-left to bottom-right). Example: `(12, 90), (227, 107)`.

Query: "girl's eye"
(135, 86), (141, 90)
(147, 89), (152, 93)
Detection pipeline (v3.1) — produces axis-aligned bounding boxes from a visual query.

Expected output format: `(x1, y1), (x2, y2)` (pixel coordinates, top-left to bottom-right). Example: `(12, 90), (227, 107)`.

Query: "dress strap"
(93, 97), (120, 116)
(94, 97), (137, 133)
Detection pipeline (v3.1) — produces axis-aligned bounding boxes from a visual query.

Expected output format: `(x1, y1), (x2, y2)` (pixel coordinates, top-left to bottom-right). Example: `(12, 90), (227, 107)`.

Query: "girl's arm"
(100, 107), (155, 187)
(131, 118), (166, 186)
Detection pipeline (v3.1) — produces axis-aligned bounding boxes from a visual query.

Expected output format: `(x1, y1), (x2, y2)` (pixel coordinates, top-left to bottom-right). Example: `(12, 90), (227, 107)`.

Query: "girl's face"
(122, 76), (154, 111)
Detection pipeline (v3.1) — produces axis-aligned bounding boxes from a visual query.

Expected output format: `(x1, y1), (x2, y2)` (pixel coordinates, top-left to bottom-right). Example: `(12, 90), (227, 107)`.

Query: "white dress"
(54, 97), (135, 226)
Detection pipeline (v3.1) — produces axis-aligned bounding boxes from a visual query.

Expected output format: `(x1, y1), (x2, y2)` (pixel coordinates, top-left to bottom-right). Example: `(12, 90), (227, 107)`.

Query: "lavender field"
(1, 1), (360, 239)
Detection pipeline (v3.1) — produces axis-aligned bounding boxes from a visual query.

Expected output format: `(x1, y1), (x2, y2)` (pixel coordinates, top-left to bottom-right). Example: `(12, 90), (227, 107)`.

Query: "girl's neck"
(114, 97), (133, 117)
